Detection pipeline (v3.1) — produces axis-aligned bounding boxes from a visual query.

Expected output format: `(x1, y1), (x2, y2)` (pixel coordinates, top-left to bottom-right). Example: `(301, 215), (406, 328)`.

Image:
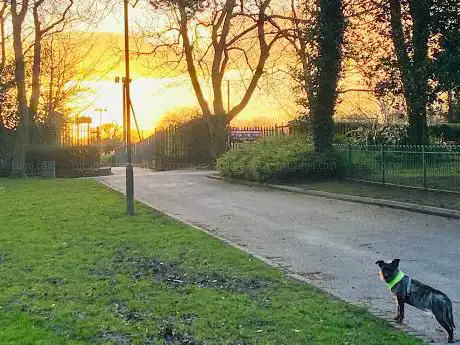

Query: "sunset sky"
(71, 4), (294, 132)
(71, 3), (380, 134)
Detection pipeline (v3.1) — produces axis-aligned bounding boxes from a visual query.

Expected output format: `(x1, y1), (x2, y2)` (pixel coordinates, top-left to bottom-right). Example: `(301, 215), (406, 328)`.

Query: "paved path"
(98, 168), (460, 343)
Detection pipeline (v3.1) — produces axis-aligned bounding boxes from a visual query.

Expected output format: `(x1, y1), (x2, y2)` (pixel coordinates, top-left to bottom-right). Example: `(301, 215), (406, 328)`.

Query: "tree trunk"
(453, 91), (460, 123)
(447, 90), (454, 122)
(0, 3), (6, 70)
(10, 0), (29, 178)
(311, 0), (344, 152)
(206, 114), (228, 160)
(29, 32), (42, 142)
(174, 0), (275, 160)
(389, 0), (429, 145)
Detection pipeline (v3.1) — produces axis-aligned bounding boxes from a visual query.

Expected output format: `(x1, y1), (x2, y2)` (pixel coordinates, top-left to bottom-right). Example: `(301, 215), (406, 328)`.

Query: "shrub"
(429, 124), (460, 144)
(101, 153), (116, 167)
(346, 124), (409, 145)
(0, 128), (15, 177)
(26, 145), (100, 175)
(216, 135), (341, 183)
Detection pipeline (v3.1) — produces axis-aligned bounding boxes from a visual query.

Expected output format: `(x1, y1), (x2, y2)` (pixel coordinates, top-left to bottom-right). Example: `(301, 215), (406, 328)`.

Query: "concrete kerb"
(207, 174), (460, 220)
(97, 178), (430, 344)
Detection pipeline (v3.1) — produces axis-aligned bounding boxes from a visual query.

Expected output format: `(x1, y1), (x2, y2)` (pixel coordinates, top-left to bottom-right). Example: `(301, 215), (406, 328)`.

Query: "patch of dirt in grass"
(113, 302), (150, 324)
(192, 271), (272, 292)
(100, 331), (132, 345)
(88, 266), (115, 278)
(88, 266), (118, 286)
(110, 253), (273, 293)
(159, 323), (198, 345)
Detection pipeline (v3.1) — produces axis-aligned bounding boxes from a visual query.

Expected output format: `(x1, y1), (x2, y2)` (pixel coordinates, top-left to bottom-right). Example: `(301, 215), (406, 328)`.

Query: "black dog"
(376, 259), (455, 343)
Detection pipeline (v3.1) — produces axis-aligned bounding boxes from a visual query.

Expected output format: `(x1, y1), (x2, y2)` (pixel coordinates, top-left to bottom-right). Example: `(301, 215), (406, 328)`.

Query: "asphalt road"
(98, 168), (460, 343)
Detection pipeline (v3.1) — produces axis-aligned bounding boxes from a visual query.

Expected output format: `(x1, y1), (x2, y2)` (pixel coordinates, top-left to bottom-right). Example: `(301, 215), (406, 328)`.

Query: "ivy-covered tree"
(310, 0), (345, 152)
(292, 0), (345, 152)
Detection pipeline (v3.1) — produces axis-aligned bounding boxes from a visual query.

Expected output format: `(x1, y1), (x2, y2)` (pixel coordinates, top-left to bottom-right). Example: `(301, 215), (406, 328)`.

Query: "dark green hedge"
(0, 129), (15, 177)
(289, 116), (373, 136)
(289, 117), (460, 144)
(26, 145), (100, 176)
(429, 124), (460, 143)
(216, 135), (341, 183)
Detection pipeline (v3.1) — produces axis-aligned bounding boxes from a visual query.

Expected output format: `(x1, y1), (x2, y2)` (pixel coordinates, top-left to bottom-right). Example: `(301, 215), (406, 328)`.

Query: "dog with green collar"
(376, 259), (455, 343)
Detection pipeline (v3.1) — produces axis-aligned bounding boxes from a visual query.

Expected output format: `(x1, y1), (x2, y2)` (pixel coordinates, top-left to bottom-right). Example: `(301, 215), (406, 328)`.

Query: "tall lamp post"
(95, 107), (108, 128)
(124, 0), (134, 216)
(95, 107), (107, 152)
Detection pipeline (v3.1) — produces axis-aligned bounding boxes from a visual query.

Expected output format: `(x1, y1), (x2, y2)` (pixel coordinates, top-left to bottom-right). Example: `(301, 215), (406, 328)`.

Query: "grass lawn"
(0, 179), (423, 345)
(288, 179), (460, 211)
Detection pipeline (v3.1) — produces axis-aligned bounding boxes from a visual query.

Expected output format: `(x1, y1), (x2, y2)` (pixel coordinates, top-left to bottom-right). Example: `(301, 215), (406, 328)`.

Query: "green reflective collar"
(387, 271), (405, 290)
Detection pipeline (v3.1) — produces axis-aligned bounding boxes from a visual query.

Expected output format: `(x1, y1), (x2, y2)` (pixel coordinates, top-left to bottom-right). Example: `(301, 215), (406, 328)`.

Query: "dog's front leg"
(395, 297), (404, 324)
(393, 297), (401, 321)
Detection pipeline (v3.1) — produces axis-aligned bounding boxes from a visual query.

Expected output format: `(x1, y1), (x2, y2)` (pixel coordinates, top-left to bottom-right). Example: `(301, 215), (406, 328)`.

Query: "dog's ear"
(375, 260), (384, 267)
(391, 259), (400, 267)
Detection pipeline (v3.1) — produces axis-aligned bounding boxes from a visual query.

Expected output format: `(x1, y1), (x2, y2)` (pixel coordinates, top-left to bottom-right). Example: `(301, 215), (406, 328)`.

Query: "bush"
(216, 135), (341, 183)
(346, 124), (409, 145)
(26, 145), (100, 175)
(0, 128), (15, 177)
(101, 153), (116, 167)
(429, 124), (460, 144)
(288, 115), (374, 137)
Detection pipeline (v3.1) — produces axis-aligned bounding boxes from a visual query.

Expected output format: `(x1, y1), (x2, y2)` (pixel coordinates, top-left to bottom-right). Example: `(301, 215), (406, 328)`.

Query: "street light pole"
(95, 107), (107, 151)
(122, 81), (127, 143)
(96, 107), (107, 128)
(124, 0), (134, 216)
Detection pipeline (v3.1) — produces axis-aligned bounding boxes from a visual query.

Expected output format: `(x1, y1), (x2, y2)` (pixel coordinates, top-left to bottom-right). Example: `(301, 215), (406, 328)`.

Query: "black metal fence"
(0, 125), (102, 177)
(335, 144), (460, 193)
(228, 125), (288, 150)
(112, 125), (288, 170)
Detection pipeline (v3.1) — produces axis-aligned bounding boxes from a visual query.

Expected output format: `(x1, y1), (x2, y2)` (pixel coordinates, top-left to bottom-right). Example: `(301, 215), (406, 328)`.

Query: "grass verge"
(0, 178), (423, 345)
(288, 179), (460, 211)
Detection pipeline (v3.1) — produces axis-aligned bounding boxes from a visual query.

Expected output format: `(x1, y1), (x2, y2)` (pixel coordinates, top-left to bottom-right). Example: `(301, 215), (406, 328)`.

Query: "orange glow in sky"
(73, 4), (380, 132)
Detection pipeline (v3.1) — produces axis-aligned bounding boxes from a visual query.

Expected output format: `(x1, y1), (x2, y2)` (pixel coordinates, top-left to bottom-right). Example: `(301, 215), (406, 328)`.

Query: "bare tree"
(146, 0), (290, 157)
(40, 32), (106, 121)
(0, 2), (17, 129)
(29, 0), (75, 134)
(0, 1), (6, 70)
(10, 0), (29, 177)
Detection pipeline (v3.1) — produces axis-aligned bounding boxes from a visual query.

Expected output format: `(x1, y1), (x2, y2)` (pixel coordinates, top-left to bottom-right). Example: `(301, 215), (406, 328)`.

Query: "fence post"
(422, 145), (427, 190)
(381, 144), (385, 185)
